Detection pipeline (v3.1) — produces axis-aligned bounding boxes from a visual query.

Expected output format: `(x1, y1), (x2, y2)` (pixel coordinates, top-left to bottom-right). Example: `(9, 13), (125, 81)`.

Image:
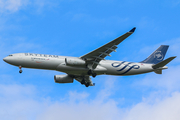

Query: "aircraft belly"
(56, 64), (107, 75)
(94, 65), (107, 74)
(123, 67), (154, 75)
(56, 64), (89, 75)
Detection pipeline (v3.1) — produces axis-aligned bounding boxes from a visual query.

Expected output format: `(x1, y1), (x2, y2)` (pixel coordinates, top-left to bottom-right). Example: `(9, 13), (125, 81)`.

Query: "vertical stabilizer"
(141, 45), (169, 64)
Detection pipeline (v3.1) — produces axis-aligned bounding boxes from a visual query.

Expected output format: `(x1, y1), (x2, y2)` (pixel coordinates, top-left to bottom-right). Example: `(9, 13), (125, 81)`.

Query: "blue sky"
(0, 0), (180, 119)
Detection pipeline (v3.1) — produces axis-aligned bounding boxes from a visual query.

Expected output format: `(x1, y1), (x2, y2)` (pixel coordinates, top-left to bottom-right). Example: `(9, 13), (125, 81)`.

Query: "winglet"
(129, 27), (136, 33)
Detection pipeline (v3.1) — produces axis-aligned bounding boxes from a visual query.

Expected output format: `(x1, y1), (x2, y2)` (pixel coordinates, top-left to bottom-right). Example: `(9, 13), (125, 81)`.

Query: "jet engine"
(54, 75), (74, 83)
(65, 58), (86, 66)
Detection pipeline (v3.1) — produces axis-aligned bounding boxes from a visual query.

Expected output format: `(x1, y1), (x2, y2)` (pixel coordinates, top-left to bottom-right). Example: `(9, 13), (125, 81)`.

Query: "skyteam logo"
(154, 51), (163, 61)
(112, 61), (140, 75)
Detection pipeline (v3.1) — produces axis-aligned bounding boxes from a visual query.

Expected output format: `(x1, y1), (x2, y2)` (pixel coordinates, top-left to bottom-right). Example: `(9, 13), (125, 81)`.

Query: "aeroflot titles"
(25, 53), (59, 58)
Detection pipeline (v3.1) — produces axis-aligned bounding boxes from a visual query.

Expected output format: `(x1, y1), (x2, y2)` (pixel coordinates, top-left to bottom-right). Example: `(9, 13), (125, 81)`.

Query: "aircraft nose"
(3, 57), (7, 62)
(3, 55), (18, 65)
(3, 57), (9, 63)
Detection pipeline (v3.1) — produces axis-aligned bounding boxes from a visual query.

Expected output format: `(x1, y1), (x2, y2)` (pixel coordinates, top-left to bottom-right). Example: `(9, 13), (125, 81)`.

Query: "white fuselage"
(3, 53), (158, 76)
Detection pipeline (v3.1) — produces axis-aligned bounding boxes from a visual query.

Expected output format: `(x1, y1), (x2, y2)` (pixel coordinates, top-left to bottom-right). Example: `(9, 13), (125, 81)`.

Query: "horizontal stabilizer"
(152, 56), (176, 69)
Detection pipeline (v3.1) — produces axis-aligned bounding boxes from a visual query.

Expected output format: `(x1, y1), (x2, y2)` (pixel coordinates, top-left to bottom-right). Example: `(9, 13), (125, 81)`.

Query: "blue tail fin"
(141, 45), (169, 64)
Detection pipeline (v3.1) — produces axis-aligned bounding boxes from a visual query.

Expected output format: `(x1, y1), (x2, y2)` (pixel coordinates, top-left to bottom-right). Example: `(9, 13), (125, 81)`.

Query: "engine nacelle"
(54, 75), (74, 83)
(65, 57), (86, 66)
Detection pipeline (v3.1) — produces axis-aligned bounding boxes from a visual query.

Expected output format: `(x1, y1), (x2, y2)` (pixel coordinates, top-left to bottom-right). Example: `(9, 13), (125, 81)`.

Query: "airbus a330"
(3, 27), (176, 87)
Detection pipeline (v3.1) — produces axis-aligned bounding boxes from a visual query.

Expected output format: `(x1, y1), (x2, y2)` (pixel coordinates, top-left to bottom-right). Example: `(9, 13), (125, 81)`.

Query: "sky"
(0, 0), (180, 120)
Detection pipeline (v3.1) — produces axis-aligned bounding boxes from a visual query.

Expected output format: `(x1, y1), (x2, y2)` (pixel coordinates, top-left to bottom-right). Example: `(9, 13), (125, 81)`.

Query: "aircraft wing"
(80, 27), (136, 69)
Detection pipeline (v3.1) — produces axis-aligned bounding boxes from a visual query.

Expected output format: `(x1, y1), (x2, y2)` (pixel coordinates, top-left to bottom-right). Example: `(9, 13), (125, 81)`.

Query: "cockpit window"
(8, 55), (13, 56)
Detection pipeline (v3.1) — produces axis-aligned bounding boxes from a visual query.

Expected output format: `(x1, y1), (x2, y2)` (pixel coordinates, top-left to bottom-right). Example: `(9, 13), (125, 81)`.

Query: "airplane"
(3, 27), (176, 87)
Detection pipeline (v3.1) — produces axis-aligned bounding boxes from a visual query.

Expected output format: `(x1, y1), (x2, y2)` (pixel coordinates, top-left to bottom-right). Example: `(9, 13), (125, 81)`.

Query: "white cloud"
(0, 83), (180, 120)
(122, 92), (180, 120)
(36, 99), (120, 120)
(0, 84), (42, 120)
(0, 77), (121, 120)
(36, 81), (121, 120)
(0, 0), (58, 13)
(0, 0), (29, 13)
(0, 84), (36, 98)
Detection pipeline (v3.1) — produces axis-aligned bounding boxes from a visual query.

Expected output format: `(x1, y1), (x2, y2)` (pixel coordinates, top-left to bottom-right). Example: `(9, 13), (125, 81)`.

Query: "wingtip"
(129, 27), (136, 32)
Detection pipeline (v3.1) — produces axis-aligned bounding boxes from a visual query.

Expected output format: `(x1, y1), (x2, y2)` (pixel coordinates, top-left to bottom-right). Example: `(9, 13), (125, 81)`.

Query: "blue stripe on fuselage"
(111, 61), (140, 75)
